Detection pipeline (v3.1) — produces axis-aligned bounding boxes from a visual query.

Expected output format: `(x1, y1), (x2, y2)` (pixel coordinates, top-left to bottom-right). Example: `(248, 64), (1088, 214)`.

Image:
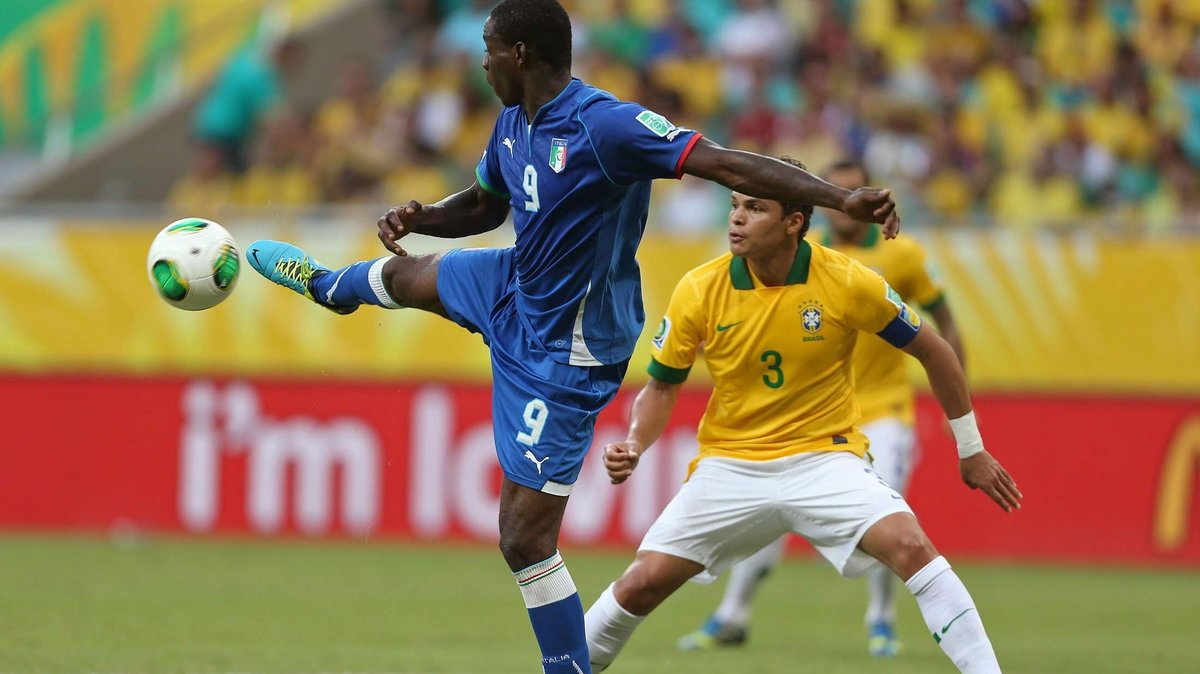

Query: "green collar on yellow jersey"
(730, 239), (812, 289)
(821, 224), (880, 249)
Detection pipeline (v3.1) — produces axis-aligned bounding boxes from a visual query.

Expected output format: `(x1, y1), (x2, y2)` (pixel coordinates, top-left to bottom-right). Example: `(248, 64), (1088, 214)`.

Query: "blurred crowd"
(169, 0), (1200, 234)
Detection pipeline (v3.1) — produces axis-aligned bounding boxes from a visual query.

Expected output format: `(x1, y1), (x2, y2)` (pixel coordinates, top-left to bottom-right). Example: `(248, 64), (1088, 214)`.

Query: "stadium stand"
(3, 0), (1200, 233)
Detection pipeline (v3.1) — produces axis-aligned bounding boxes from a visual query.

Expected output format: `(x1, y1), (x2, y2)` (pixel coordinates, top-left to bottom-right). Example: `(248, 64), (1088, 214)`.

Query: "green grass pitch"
(1, 535), (1197, 673)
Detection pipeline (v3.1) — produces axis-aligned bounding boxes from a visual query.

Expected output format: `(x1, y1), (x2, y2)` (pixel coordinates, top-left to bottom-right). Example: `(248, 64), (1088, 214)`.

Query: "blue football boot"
(868, 620), (901, 657)
(677, 615), (748, 651)
(246, 240), (357, 315)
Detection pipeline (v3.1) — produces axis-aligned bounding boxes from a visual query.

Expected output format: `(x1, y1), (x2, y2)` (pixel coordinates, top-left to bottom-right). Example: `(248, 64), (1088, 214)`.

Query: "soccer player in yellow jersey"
(583, 159), (1021, 674)
(677, 160), (965, 658)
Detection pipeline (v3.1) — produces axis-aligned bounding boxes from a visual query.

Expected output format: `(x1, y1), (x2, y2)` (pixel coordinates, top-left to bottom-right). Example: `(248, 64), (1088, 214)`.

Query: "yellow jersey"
(649, 239), (923, 475)
(822, 227), (945, 425)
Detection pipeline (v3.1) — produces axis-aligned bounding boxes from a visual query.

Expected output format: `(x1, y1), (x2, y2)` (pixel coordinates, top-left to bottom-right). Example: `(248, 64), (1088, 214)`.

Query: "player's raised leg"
(677, 535), (786, 650)
(859, 513), (1001, 673)
(246, 240), (447, 316)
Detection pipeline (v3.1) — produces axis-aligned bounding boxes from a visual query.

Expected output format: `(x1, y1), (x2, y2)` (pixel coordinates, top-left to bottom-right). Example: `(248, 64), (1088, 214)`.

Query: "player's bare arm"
(605, 378), (682, 484)
(681, 138), (901, 238)
(376, 182), (511, 256)
(930, 302), (966, 367)
(901, 325), (1023, 512)
(928, 300), (972, 445)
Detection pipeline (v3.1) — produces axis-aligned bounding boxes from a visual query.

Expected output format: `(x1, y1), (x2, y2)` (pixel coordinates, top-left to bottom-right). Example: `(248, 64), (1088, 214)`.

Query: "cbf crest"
(549, 138), (568, 173)
(799, 301), (825, 342)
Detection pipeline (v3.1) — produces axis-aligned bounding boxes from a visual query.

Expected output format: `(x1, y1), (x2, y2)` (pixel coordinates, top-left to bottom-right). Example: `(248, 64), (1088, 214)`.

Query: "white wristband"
(947, 411), (985, 459)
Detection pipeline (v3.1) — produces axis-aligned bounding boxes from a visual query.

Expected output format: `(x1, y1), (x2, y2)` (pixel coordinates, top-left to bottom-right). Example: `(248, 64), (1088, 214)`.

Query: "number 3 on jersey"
(523, 165), (540, 212)
(761, 350), (784, 389)
(516, 398), (548, 446)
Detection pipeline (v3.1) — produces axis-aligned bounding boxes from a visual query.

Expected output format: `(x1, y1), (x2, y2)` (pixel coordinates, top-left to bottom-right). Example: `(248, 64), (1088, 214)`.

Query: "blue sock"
(515, 552), (591, 673)
(309, 257), (401, 308)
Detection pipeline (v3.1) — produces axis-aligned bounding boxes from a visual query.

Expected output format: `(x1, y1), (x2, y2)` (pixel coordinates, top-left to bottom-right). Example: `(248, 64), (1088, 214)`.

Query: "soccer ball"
(147, 218), (240, 310)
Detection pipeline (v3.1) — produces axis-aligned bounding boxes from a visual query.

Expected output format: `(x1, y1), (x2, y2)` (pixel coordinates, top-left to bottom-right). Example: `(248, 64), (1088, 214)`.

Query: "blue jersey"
(474, 78), (701, 366)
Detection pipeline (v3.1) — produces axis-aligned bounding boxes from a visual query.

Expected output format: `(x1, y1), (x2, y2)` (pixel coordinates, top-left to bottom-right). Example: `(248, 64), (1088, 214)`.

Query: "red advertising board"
(1, 374), (1198, 564)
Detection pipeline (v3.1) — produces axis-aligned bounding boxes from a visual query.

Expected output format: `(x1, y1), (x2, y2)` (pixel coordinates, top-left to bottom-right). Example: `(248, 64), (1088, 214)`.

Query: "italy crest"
(549, 138), (568, 173)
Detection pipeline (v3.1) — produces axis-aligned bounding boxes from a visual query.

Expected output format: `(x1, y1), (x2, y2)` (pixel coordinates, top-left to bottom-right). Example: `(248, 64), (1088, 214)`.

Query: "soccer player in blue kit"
(247, 1), (899, 671)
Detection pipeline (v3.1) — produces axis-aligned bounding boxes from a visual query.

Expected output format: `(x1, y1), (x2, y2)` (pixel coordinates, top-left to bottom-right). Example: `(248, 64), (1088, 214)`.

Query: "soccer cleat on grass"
(677, 616), (748, 651)
(867, 620), (901, 657)
(246, 240), (357, 315)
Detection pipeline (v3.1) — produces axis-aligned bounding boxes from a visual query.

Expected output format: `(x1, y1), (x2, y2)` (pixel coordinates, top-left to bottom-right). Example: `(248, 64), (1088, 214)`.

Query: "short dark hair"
(777, 156), (815, 239)
(825, 158), (871, 184)
(489, 0), (572, 72)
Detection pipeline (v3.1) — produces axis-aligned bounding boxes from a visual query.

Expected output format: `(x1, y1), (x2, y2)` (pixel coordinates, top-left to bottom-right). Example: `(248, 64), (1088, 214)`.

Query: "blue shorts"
(437, 247), (628, 495)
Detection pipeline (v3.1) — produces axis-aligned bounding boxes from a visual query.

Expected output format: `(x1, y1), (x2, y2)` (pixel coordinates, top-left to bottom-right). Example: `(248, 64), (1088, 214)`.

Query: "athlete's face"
(482, 18), (522, 107)
(728, 192), (804, 258)
(823, 167), (868, 237)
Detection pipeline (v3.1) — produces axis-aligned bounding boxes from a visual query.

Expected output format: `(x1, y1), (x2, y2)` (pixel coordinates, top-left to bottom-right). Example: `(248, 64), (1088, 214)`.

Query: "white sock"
(713, 536), (786, 626)
(865, 563), (897, 626)
(366, 257), (403, 308)
(513, 551), (577, 609)
(585, 583), (645, 671)
(905, 556), (1001, 673)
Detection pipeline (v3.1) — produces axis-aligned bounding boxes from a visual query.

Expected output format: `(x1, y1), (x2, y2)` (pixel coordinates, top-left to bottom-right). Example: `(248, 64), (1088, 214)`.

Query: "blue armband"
(876, 303), (922, 348)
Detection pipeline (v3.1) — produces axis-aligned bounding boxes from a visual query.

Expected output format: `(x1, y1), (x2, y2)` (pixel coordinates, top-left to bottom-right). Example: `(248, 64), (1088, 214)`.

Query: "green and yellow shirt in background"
(823, 226), (944, 426)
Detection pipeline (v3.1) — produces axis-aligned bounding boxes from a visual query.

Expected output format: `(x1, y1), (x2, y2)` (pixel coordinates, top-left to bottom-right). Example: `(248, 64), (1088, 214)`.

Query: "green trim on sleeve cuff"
(647, 357), (691, 384)
(921, 293), (946, 313)
(475, 166), (510, 198)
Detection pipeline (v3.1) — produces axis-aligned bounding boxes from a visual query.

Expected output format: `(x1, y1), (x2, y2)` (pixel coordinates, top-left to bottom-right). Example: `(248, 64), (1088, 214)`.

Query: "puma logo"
(502, 137), (516, 156)
(524, 450), (548, 474)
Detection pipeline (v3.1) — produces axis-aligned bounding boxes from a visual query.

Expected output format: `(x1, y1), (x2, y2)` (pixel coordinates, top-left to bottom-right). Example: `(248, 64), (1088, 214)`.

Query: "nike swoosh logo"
(250, 249), (262, 268)
(716, 321), (742, 332)
(941, 608), (975, 635)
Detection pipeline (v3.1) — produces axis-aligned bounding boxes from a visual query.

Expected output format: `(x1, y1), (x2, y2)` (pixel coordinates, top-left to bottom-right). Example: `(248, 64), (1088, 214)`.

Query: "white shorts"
(862, 418), (918, 495)
(638, 451), (913, 583)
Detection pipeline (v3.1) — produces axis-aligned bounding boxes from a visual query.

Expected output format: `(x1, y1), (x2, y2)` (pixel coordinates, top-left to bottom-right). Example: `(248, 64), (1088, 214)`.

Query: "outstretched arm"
(376, 181), (511, 255)
(902, 326), (1023, 512)
(604, 378), (682, 484)
(681, 137), (900, 237)
(930, 302), (966, 367)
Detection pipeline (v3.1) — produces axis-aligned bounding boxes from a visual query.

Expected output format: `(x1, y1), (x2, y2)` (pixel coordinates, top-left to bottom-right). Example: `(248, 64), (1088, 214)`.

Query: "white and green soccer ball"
(147, 218), (240, 311)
